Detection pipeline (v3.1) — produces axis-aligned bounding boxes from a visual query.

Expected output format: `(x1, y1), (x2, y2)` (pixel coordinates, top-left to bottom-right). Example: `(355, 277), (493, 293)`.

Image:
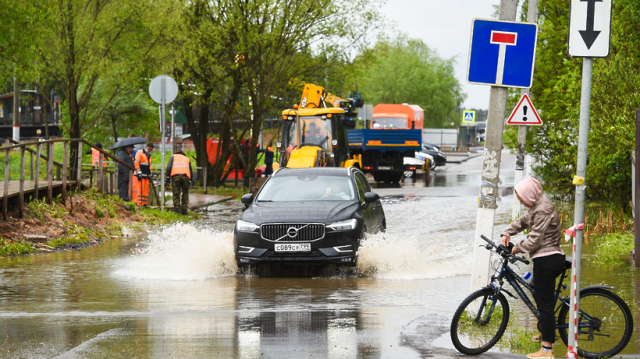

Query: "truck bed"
(347, 129), (422, 153)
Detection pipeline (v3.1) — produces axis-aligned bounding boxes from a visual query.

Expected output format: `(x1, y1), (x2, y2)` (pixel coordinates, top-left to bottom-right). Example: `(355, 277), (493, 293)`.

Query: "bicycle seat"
(565, 258), (573, 269)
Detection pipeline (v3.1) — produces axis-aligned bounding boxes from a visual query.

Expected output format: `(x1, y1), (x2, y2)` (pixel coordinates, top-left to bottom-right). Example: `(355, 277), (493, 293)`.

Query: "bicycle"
(450, 235), (633, 358)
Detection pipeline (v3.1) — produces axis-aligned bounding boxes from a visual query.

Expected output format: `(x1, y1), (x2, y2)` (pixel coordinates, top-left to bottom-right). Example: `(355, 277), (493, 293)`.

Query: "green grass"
(0, 238), (34, 256)
(137, 206), (202, 224)
(592, 232), (635, 265)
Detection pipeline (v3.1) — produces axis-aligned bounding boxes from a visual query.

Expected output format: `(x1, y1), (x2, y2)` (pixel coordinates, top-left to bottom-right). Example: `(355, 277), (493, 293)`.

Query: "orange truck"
(347, 103), (425, 183)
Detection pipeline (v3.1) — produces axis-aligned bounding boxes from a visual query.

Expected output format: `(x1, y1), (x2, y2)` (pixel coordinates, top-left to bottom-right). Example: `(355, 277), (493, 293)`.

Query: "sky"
(380, 0), (501, 110)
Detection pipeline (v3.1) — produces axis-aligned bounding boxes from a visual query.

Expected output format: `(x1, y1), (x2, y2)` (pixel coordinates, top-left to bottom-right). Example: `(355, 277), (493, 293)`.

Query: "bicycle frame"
(489, 256), (570, 322)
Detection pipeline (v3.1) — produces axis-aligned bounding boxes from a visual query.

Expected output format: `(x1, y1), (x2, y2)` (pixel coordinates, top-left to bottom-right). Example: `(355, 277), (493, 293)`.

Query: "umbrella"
(112, 137), (148, 150)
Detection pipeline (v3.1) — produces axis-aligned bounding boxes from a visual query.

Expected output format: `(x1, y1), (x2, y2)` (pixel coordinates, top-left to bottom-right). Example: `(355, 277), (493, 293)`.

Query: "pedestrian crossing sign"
(462, 110), (476, 123)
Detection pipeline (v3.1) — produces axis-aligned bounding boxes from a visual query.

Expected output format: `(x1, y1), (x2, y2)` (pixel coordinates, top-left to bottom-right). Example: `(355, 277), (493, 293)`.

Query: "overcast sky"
(380, 0), (501, 110)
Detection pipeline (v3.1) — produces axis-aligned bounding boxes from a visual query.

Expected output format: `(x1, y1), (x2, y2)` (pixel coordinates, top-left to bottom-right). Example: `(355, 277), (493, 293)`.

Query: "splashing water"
(113, 222), (238, 281)
(357, 232), (472, 280)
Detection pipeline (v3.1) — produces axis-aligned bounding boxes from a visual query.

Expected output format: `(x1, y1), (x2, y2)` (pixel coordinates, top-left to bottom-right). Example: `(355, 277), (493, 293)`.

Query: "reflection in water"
(429, 172), (515, 188)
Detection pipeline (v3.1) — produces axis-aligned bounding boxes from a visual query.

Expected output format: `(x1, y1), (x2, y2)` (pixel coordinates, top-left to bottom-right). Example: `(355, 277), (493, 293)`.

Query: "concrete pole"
(512, 0), (539, 219)
(567, 57), (593, 356)
(470, 0), (518, 291)
(13, 75), (19, 142)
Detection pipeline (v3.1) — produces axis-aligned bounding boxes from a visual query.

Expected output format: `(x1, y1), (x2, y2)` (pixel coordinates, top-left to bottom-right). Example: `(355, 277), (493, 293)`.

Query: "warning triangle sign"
(507, 94), (542, 125)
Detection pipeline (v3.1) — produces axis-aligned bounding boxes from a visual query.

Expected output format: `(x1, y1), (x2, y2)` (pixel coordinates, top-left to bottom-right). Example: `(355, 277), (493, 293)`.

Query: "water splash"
(113, 222), (238, 281)
(356, 232), (471, 280)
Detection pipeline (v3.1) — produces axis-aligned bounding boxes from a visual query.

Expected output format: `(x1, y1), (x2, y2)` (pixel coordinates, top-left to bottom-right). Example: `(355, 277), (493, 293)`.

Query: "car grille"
(261, 223), (325, 241)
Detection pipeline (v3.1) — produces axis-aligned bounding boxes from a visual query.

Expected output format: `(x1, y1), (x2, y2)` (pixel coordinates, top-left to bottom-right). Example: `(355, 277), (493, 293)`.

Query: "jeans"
(532, 253), (566, 343)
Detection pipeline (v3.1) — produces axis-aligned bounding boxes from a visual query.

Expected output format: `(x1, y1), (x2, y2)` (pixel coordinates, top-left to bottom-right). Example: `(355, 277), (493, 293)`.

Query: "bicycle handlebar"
(480, 235), (530, 265)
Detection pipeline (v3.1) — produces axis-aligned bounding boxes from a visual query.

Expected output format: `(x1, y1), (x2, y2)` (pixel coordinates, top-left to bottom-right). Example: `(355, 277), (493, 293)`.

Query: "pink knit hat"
(514, 177), (542, 207)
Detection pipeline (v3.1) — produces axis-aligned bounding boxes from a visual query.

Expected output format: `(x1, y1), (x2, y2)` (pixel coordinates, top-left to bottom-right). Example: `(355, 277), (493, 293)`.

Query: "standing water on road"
(1, 189), (637, 357)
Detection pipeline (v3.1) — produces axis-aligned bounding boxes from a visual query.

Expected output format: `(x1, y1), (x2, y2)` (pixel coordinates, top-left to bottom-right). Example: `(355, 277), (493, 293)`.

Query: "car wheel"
(430, 159), (437, 170)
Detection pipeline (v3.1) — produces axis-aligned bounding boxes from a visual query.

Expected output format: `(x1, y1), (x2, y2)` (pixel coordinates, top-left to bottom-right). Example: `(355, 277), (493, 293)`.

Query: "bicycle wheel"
(450, 288), (510, 355)
(558, 288), (634, 358)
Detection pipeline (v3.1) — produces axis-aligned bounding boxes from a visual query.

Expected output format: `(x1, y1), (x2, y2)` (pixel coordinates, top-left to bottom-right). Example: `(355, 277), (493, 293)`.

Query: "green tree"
(528, 0), (640, 204)
(177, 0), (384, 187)
(354, 34), (465, 128)
(30, 0), (178, 173)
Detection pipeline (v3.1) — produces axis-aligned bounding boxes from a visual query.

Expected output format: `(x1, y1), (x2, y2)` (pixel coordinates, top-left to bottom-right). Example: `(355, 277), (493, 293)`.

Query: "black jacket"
(115, 148), (134, 173)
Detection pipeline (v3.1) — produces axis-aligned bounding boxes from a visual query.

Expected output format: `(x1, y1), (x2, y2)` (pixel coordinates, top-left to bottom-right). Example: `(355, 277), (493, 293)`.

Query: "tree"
(177, 0), (385, 187)
(527, 0), (640, 204)
(31, 0), (178, 173)
(354, 34), (465, 128)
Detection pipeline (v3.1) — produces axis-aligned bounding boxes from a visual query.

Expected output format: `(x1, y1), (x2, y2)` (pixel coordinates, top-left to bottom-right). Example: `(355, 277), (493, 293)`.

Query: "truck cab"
(347, 103), (425, 183)
(279, 107), (354, 168)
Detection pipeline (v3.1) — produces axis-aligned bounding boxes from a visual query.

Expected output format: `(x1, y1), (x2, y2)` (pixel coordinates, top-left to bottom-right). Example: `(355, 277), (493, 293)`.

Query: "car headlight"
(327, 219), (357, 231)
(236, 220), (259, 232)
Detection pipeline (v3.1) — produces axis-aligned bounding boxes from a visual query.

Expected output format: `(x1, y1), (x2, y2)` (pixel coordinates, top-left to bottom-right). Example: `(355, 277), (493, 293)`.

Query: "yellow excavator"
(277, 84), (361, 169)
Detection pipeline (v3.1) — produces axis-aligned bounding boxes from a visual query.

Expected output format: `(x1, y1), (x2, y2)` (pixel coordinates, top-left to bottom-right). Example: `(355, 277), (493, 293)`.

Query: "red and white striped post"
(564, 223), (583, 358)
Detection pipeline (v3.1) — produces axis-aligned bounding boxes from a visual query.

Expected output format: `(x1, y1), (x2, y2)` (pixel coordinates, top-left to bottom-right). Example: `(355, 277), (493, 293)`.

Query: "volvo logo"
(287, 227), (298, 238)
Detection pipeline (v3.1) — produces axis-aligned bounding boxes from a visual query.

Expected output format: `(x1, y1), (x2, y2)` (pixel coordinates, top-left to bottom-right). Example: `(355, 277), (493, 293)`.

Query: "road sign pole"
(567, 56), (593, 358)
(160, 78), (166, 211)
(512, 0), (539, 220)
(471, 0), (518, 291)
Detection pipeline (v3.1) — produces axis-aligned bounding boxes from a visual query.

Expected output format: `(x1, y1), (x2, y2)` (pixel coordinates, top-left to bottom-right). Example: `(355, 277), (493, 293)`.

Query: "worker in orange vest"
(85, 143), (107, 167)
(132, 143), (154, 206)
(166, 145), (193, 214)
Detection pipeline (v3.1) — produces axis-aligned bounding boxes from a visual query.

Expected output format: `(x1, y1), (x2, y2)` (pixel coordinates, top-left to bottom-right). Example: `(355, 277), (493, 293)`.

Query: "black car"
(234, 167), (386, 267)
(420, 143), (447, 168)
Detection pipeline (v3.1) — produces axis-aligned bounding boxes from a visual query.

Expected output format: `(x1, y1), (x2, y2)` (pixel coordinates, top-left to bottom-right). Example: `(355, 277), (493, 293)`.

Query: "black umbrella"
(112, 137), (147, 150)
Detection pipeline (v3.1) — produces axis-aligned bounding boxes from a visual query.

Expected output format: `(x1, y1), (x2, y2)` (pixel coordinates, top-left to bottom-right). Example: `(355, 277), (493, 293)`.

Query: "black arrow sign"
(579, 0), (602, 49)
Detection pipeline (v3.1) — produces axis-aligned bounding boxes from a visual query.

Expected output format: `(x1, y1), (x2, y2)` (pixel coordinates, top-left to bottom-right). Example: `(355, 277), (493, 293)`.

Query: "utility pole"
(13, 75), (19, 142)
(470, 0), (518, 290)
(512, 0), (539, 219)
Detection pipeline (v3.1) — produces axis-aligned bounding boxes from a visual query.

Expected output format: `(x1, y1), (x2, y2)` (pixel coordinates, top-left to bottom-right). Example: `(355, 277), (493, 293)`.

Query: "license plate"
(275, 243), (311, 252)
(378, 166), (392, 170)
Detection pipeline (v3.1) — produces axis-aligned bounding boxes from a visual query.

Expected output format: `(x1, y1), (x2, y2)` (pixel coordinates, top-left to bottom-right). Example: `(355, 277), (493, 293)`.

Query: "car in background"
(234, 167), (385, 267)
(405, 154), (431, 178)
(419, 143), (447, 168)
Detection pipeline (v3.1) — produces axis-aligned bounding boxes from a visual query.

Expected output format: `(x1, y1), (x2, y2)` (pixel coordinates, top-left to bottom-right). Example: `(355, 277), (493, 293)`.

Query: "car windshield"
(257, 175), (355, 202)
(371, 117), (407, 129)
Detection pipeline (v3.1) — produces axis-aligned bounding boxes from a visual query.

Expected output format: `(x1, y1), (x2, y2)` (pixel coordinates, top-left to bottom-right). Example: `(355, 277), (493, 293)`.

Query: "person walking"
(132, 143), (154, 206)
(115, 145), (135, 202)
(166, 145), (193, 215)
(500, 177), (565, 359)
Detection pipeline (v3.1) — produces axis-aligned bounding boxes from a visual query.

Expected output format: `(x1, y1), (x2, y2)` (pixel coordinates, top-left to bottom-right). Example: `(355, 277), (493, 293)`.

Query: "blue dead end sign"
(467, 19), (538, 88)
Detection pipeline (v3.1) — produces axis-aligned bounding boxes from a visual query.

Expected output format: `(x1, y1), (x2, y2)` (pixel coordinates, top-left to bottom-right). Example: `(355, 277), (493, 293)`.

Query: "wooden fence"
(1, 138), (211, 219)
(1, 138), (141, 220)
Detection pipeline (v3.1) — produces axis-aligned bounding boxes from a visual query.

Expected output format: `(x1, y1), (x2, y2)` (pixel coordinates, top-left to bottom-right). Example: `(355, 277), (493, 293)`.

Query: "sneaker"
(527, 347), (555, 358)
(532, 333), (560, 342)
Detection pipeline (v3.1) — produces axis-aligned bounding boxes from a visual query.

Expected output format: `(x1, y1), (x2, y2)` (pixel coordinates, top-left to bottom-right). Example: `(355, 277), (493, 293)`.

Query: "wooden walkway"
(0, 180), (71, 200)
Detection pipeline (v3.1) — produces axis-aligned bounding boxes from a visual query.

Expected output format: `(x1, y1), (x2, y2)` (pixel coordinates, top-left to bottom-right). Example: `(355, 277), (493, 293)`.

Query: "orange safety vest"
(170, 154), (191, 178)
(135, 149), (151, 177)
(92, 148), (106, 167)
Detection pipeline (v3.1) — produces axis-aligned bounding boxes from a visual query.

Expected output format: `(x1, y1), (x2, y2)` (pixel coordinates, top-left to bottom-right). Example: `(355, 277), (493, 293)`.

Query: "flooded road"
(1, 153), (638, 358)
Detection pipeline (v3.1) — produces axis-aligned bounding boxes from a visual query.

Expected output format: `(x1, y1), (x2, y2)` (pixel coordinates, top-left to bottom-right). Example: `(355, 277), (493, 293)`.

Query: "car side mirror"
(241, 193), (254, 204)
(364, 192), (379, 203)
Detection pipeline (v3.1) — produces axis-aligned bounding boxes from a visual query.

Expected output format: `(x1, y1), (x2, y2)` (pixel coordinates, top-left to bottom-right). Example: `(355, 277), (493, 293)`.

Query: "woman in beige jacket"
(501, 177), (565, 359)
